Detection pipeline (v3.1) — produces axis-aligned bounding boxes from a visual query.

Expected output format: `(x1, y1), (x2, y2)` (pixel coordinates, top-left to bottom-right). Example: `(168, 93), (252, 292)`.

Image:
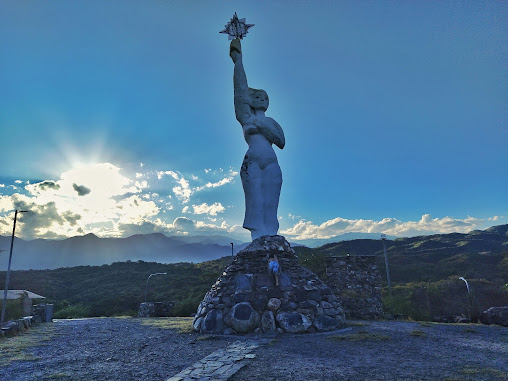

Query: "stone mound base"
(192, 235), (345, 334)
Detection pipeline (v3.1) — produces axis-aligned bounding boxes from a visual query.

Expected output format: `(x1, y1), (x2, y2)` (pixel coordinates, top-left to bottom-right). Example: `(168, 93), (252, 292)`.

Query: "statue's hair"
(248, 88), (268, 98)
(248, 88), (269, 110)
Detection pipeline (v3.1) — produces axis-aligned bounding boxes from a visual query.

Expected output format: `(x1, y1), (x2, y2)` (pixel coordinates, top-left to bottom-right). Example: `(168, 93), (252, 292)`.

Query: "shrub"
(53, 304), (91, 319)
(172, 296), (202, 317)
(0, 299), (24, 321)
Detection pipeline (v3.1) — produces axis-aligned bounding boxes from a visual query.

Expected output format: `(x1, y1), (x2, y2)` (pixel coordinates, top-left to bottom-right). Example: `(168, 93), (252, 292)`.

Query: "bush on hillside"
(53, 303), (91, 319)
(0, 299), (24, 321)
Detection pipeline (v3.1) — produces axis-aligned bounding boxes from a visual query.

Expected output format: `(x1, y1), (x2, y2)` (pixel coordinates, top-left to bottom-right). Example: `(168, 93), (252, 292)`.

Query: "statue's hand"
(230, 38), (242, 63)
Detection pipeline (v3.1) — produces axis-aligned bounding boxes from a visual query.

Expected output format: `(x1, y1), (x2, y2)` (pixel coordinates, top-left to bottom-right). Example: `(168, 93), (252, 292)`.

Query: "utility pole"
(230, 242), (234, 260)
(1, 210), (30, 328)
(381, 234), (392, 298)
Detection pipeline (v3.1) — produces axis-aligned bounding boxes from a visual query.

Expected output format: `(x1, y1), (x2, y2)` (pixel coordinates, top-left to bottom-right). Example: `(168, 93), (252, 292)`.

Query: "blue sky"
(0, 1), (506, 241)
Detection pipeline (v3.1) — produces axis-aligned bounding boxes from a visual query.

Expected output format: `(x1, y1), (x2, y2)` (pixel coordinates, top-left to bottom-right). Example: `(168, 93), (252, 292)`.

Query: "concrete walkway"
(166, 339), (265, 381)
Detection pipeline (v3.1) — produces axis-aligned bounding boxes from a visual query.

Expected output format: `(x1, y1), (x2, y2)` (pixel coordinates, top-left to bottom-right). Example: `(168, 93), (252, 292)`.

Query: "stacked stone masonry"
(193, 236), (345, 334)
(138, 302), (175, 318)
(326, 256), (384, 319)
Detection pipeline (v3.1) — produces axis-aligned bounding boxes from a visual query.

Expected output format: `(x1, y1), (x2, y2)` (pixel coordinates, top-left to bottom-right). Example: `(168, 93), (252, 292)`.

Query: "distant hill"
(292, 232), (398, 248)
(0, 233), (247, 270)
(294, 224), (508, 284)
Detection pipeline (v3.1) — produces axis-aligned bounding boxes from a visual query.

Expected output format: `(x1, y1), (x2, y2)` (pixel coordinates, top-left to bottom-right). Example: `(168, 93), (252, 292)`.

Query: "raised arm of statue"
(230, 39), (252, 124)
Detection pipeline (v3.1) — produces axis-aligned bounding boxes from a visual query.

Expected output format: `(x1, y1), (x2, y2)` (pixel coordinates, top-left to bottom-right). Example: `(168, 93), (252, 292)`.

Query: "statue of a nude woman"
(229, 39), (285, 241)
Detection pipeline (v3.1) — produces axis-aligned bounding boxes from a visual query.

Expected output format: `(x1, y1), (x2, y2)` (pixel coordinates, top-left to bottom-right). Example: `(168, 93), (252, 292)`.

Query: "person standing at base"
(267, 254), (280, 286)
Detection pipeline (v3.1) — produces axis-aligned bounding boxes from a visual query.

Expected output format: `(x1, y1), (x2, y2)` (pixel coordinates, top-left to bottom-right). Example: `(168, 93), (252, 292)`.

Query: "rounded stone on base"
(230, 302), (260, 333)
(276, 312), (312, 333)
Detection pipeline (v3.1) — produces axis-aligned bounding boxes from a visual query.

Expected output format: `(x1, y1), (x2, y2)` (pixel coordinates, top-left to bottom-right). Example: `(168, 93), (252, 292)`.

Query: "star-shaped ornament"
(219, 12), (254, 40)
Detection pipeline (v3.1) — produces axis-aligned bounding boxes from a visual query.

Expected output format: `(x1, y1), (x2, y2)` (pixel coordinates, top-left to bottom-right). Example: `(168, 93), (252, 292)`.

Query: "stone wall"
(193, 236), (345, 334)
(138, 302), (175, 318)
(326, 256), (383, 319)
(33, 304), (54, 323)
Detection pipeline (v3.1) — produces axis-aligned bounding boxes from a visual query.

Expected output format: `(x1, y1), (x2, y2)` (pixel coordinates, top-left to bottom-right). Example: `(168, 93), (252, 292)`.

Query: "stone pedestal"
(193, 236), (345, 334)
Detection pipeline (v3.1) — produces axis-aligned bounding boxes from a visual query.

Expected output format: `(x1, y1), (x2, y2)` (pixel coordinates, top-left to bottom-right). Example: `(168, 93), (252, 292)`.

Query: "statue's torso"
(242, 115), (278, 170)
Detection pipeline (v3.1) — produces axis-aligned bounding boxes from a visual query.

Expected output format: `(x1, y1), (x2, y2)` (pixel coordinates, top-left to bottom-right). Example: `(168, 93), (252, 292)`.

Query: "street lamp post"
(1, 210), (30, 328)
(381, 234), (392, 298)
(144, 272), (167, 303)
(459, 276), (472, 320)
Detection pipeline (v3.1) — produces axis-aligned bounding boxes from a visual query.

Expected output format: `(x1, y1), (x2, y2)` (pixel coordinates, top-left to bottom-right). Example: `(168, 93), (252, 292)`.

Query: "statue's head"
(248, 88), (269, 111)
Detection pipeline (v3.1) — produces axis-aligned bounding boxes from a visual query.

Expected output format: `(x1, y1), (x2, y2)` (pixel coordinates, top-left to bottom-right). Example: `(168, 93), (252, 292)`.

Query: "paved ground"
(0, 318), (507, 381)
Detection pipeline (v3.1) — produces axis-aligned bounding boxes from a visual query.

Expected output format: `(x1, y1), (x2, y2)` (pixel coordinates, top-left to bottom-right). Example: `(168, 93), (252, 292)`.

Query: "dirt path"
(1, 318), (507, 381)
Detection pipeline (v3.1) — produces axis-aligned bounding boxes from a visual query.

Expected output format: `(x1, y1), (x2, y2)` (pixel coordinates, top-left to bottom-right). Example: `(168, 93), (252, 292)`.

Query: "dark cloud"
(39, 181), (60, 191)
(62, 211), (82, 226)
(118, 221), (171, 237)
(10, 196), (82, 239)
(72, 183), (91, 196)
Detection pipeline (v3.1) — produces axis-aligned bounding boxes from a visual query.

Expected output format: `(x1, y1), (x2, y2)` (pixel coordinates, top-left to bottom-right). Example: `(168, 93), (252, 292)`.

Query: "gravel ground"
(231, 321), (508, 381)
(1, 318), (228, 381)
(1, 318), (507, 381)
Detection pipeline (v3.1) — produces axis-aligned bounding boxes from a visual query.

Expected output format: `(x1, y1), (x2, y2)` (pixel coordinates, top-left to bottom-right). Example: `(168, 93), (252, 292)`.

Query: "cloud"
(157, 170), (179, 180)
(168, 216), (239, 237)
(72, 183), (91, 196)
(195, 170), (238, 192)
(0, 184), (4, 188)
(134, 180), (148, 189)
(117, 219), (170, 237)
(60, 163), (142, 196)
(191, 202), (225, 216)
(0, 163), (163, 239)
(38, 181), (61, 191)
(0, 195), (83, 239)
(14, 180), (23, 184)
(281, 214), (488, 240)
(116, 195), (159, 224)
(173, 178), (191, 203)
(173, 216), (195, 231)
(0, 195), (13, 212)
(156, 170), (192, 202)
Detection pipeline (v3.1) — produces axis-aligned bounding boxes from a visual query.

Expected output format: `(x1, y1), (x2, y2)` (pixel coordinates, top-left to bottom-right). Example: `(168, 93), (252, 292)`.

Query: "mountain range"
(1, 225), (507, 271)
(0, 233), (248, 270)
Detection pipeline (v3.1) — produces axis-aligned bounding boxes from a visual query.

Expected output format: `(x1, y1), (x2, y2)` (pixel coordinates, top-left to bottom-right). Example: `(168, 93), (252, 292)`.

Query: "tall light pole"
(459, 277), (470, 294)
(1, 209), (30, 328)
(381, 234), (392, 298)
(230, 242), (234, 260)
(144, 272), (167, 303)
(459, 276), (472, 320)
